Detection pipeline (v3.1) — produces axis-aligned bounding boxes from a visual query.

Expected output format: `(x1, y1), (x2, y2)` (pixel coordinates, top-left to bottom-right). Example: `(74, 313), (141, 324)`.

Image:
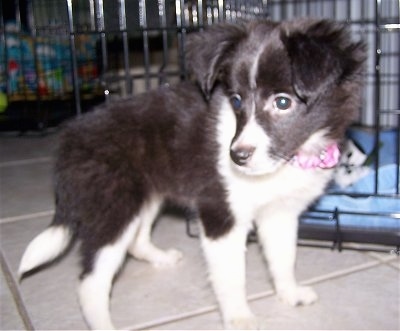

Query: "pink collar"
(292, 143), (340, 169)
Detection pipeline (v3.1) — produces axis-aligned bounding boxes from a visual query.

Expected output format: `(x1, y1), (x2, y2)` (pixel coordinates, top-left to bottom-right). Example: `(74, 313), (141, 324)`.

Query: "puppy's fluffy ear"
(186, 24), (247, 99)
(281, 19), (366, 102)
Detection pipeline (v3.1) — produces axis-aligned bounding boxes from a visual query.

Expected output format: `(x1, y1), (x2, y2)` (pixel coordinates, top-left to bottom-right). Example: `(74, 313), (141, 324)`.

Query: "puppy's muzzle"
(230, 146), (255, 166)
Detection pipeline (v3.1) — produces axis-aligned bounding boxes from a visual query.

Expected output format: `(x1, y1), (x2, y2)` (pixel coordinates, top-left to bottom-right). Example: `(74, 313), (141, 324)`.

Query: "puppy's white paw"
(151, 248), (183, 269)
(278, 285), (318, 306)
(225, 315), (263, 330)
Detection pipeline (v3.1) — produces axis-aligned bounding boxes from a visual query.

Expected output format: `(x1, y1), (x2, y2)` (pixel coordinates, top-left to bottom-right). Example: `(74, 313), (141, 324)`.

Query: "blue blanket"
(303, 128), (399, 231)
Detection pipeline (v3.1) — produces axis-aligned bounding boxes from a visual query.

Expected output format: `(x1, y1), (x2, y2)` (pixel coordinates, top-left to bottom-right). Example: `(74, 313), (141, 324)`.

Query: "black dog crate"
(1, 0), (399, 252)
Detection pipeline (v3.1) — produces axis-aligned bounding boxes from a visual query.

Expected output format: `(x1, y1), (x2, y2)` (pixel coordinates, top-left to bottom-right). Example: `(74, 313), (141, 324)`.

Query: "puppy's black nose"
(230, 146), (255, 166)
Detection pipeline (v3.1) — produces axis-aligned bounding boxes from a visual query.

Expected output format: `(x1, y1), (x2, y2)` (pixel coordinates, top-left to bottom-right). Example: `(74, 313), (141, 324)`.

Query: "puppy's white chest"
(224, 165), (332, 225)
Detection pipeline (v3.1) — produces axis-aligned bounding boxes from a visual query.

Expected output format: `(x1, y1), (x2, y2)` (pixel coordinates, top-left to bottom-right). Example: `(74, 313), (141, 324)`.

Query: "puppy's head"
(187, 19), (366, 175)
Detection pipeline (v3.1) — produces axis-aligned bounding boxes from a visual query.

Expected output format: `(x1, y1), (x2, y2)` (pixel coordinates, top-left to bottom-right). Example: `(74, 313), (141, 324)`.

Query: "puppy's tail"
(18, 224), (73, 278)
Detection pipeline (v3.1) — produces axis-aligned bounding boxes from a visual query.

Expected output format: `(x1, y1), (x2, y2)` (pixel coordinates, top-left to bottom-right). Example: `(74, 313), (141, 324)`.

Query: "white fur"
(230, 112), (278, 175)
(210, 97), (333, 325)
(128, 195), (183, 268)
(79, 220), (139, 330)
(200, 224), (257, 329)
(79, 196), (183, 330)
(19, 226), (71, 277)
(217, 98), (333, 213)
(249, 40), (269, 90)
(20, 97), (334, 331)
(255, 203), (318, 306)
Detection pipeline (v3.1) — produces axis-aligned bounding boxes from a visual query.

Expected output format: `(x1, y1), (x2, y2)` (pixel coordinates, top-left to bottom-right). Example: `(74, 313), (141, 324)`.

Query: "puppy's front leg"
(200, 225), (258, 329)
(256, 207), (318, 306)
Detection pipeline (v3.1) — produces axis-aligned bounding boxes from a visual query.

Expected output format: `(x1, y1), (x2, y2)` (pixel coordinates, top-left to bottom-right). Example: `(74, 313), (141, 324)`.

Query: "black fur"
(54, 84), (232, 273)
(50, 19), (364, 276)
(188, 19), (365, 162)
(19, 19), (367, 329)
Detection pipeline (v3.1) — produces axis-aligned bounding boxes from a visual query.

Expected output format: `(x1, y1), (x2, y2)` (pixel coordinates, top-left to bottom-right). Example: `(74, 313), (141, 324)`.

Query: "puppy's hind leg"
(128, 196), (183, 268)
(78, 221), (139, 330)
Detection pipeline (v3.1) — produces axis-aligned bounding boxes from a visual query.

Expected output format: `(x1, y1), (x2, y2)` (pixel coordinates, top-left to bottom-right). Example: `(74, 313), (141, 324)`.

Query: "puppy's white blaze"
(249, 40), (268, 89)
(18, 226), (71, 277)
(230, 115), (265, 150)
(231, 114), (278, 175)
(79, 220), (139, 330)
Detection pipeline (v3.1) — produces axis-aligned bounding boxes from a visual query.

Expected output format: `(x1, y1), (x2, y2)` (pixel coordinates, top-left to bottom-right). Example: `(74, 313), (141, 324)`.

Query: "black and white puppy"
(19, 19), (365, 329)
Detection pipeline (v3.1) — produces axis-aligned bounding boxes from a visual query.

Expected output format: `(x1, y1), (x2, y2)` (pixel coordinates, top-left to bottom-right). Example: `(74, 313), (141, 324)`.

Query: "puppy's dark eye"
(230, 94), (242, 110)
(273, 95), (293, 111)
